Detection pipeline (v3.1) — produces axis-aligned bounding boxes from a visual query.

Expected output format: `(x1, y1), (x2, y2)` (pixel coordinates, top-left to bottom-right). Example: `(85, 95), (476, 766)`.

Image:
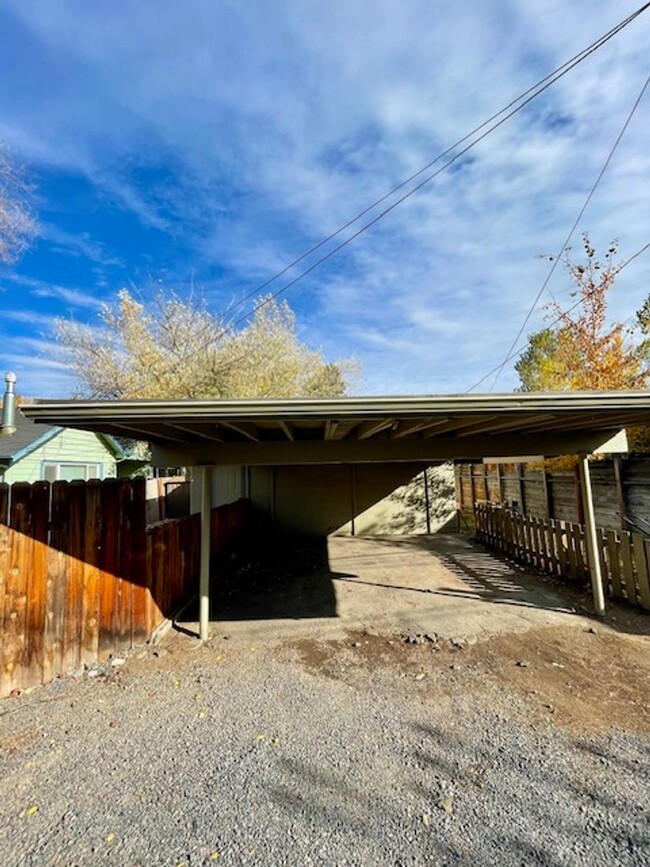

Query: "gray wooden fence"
(475, 502), (650, 611)
(456, 456), (650, 533)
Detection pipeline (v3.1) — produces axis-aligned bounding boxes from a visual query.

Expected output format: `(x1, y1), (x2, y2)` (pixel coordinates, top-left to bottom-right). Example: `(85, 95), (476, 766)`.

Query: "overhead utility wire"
(221, 6), (650, 337)
(125, 3), (649, 399)
(485, 71), (650, 393)
(220, 3), (650, 322)
(465, 238), (650, 393)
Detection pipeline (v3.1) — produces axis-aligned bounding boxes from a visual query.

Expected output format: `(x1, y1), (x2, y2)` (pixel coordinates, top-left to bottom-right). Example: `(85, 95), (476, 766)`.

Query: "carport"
(21, 392), (650, 638)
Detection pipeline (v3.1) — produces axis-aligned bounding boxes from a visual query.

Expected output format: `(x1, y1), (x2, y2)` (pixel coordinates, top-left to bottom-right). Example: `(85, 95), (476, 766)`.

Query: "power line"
(125, 3), (650, 398)
(219, 3), (650, 322)
(220, 8), (650, 339)
(465, 238), (650, 392)
(486, 71), (650, 392)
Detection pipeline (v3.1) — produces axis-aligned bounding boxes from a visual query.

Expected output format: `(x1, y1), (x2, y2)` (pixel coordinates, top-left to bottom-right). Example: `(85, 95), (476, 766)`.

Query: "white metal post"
(578, 454), (606, 616)
(199, 465), (213, 641)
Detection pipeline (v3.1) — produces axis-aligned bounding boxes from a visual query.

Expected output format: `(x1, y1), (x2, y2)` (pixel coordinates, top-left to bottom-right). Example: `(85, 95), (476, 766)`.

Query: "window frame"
(41, 461), (104, 482)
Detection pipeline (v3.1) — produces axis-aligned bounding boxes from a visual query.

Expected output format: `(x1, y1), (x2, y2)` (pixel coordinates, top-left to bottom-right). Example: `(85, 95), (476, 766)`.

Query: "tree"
(516, 234), (649, 451)
(55, 289), (354, 399)
(0, 147), (35, 264)
(516, 236), (647, 392)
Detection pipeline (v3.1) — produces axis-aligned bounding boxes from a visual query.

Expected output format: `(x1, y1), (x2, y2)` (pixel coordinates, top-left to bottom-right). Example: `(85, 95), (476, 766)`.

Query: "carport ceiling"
(20, 391), (650, 464)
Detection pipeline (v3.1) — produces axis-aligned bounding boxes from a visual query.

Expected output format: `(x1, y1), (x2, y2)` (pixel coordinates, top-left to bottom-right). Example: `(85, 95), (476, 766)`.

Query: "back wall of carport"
(248, 462), (455, 535)
(189, 462), (456, 536)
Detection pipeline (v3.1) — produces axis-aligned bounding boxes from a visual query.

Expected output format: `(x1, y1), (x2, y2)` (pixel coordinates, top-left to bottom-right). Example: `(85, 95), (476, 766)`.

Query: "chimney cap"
(4, 371), (17, 385)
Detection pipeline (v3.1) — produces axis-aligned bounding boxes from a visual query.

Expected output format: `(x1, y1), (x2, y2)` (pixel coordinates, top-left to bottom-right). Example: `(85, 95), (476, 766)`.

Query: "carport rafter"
(94, 422), (190, 443)
(455, 413), (551, 437)
(355, 419), (396, 439)
(278, 421), (294, 441)
(324, 420), (340, 440)
(220, 421), (260, 441)
(422, 416), (500, 437)
(391, 419), (442, 439)
(167, 422), (224, 441)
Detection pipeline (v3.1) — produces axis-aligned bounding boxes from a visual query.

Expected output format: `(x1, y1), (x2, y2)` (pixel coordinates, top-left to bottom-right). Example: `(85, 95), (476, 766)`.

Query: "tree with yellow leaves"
(0, 147), (35, 264)
(55, 289), (354, 400)
(516, 234), (649, 449)
(517, 235), (647, 391)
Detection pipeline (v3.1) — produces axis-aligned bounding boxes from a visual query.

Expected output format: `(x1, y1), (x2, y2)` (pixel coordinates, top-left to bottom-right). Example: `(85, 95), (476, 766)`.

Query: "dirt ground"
(168, 532), (650, 736)
(286, 623), (650, 735)
(144, 616), (650, 738)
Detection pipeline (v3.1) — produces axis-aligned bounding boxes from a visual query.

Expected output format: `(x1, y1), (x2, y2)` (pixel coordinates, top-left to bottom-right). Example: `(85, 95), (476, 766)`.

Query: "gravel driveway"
(1, 619), (649, 867)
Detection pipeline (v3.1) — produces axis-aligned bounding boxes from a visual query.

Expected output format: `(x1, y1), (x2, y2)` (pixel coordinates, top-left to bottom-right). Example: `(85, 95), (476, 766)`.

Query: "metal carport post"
(578, 453), (606, 617)
(200, 465), (213, 641)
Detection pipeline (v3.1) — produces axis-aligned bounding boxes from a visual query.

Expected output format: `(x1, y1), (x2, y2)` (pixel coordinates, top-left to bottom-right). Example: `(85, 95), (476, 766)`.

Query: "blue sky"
(0, 0), (649, 397)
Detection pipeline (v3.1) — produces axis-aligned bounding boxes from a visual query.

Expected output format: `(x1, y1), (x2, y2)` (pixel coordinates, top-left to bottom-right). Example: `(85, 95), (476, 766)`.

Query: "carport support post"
(577, 454), (606, 617)
(200, 466), (213, 641)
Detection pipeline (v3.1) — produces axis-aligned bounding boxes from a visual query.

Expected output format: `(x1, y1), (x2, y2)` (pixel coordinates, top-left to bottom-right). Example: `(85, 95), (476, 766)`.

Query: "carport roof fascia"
(19, 390), (650, 423)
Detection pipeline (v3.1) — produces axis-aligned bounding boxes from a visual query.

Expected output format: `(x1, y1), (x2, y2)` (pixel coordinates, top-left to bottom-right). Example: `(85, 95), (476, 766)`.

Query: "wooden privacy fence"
(0, 478), (248, 696)
(147, 497), (248, 621)
(475, 502), (650, 611)
(456, 456), (650, 533)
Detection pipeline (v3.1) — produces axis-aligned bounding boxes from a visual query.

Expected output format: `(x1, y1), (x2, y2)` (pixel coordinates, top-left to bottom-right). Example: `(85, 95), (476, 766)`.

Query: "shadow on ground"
(361, 534), (650, 638)
(177, 531), (650, 641)
(180, 532), (346, 623)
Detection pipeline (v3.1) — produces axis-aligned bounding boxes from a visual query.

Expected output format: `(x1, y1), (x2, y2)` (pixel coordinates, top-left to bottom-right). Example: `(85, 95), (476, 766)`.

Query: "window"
(42, 462), (102, 483)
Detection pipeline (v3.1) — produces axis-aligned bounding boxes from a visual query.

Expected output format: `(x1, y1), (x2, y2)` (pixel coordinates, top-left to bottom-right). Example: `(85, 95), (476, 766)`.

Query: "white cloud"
(4, 275), (104, 310)
(1, 0), (649, 393)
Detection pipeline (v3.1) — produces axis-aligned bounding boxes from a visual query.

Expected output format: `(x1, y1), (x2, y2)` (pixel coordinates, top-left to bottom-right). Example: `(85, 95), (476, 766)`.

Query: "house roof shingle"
(0, 411), (59, 462)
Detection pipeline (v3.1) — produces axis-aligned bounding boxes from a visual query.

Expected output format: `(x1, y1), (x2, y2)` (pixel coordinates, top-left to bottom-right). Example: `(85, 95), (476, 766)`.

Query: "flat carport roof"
(21, 391), (650, 632)
(19, 391), (650, 464)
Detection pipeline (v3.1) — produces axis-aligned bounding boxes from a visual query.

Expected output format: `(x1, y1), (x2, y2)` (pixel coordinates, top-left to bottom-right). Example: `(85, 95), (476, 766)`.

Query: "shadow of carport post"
(578, 453), (606, 617)
(200, 465), (213, 641)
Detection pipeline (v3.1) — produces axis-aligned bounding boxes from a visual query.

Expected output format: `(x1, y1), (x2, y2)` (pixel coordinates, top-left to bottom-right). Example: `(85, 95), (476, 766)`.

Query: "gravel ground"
(0, 626), (649, 867)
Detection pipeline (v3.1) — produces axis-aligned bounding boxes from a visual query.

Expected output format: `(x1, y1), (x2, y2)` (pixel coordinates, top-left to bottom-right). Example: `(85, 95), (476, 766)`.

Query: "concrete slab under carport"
(176, 533), (591, 646)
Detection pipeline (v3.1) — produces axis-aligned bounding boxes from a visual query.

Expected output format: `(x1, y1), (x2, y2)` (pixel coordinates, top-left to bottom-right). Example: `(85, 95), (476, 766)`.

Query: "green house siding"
(3, 428), (118, 484)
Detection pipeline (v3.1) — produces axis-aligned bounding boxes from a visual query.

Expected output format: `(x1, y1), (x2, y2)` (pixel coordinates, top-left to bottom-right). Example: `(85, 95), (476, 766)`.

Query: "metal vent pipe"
(0, 372), (17, 436)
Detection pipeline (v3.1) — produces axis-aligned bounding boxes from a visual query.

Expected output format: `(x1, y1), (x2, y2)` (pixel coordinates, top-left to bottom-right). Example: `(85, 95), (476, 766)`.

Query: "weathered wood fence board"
(0, 478), (249, 696)
(457, 456), (650, 533)
(475, 502), (650, 611)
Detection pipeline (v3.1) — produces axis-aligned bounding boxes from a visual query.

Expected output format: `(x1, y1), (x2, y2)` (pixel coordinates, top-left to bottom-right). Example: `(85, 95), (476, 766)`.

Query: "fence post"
(574, 464), (585, 525)
(578, 454), (605, 616)
(542, 469), (553, 520)
(517, 464), (526, 514)
(613, 457), (627, 531)
(496, 464), (503, 504)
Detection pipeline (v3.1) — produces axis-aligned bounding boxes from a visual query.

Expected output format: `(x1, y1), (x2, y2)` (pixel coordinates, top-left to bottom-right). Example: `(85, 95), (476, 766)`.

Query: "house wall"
(3, 428), (118, 484)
